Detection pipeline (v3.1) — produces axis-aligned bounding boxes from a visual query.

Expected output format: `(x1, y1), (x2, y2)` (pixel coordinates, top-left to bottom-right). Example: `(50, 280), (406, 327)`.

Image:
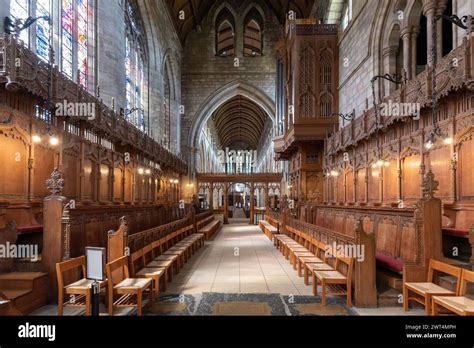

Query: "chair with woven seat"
(432, 269), (474, 316)
(403, 259), (462, 315)
(313, 254), (355, 307)
(106, 256), (153, 316)
(129, 249), (166, 296)
(56, 256), (107, 316)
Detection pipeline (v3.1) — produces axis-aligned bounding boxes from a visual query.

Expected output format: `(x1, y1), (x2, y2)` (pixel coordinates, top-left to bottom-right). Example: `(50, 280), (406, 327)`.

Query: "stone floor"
(164, 220), (313, 296)
(32, 220), (424, 316)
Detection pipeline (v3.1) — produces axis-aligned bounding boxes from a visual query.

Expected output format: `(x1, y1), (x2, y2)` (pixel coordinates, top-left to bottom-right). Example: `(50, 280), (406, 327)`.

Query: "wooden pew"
(105, 256), (153, 316)
(56, 256), (106, 316)
(280, 211), (378, 307)
(199, 219), (221, 240)
(107, 209), (205, 300)
(300, 194), (443, 285)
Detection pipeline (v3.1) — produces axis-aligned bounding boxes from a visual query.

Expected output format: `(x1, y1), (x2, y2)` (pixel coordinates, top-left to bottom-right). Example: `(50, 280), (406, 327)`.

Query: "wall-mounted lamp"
(32, 126), (58, 146)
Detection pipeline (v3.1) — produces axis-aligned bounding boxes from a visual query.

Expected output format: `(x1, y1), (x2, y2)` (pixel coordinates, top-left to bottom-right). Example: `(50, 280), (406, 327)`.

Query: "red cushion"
(376, 252), (404, 273)
(17, 224), (43, 235)
(442, 228), (469, 237)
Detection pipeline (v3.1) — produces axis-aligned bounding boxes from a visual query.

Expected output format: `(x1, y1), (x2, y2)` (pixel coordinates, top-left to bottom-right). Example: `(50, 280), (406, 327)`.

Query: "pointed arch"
(215, 6), (236, 57)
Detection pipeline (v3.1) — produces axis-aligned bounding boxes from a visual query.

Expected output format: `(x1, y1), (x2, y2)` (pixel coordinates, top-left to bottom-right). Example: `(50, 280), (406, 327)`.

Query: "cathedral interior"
(0, 0), (474, 325)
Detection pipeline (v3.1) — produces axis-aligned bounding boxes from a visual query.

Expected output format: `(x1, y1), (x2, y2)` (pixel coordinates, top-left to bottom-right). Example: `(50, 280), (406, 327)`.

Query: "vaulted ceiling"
(165, 0), (330, 43)
(211, 96), (269, 149)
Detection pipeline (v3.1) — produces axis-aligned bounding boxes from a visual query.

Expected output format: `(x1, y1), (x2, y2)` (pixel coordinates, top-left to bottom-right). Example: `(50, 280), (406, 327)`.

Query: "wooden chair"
(56, 256), (106, 316)
(304, 241), (335, 285)
(129, 249), (166, 296)
(432, 269), (474, 316)
(105, 255), (153, 316)
(313, 254), (355, 307)
(403, 259), (462, 315)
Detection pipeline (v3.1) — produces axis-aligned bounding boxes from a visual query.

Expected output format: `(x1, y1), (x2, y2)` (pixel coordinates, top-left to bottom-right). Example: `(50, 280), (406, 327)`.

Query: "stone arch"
(188, 80), (276, 171)
(162, 49), (177, 100)
(404, 0), (423, 28)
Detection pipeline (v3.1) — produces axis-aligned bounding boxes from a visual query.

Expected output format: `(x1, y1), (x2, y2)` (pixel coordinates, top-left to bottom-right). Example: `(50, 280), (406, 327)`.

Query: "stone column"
(411, 27), (420, 78)
(436, 2), (448, 59)
(382, 46), (398, 95)
(264, 183), (269, 208)
(423, 1), (437, 65)
(249, 183), (255, 225)
(401, 27), (412, 80)
(209, 182), (214, 211)
(223, 182), (229, 224)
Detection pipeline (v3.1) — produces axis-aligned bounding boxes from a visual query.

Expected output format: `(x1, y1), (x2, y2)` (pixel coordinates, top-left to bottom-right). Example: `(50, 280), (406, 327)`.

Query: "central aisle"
(165, 220), (312, 295)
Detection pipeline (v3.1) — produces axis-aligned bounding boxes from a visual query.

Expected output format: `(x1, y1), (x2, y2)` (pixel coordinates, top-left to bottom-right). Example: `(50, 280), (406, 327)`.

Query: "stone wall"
(180, 0), (281, 164)
(338, 0), (473, 122)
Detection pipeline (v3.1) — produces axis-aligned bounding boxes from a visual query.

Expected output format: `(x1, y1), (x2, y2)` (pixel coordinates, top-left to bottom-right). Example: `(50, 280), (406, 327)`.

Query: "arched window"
(341, 0), (353, 30)
(10, 0), (30, 45)
(125, 0), (147, 132)
(215, 8), (235, 57)
(10, 0), (93, 87)
(320, 93), (332, 118)
(36, 0), (52, 61)
(244, 8), (263, 57)
(61, 0), (91, 88)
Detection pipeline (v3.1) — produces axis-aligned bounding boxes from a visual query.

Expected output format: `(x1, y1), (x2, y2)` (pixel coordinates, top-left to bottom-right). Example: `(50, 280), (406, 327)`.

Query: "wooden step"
(376, 268), (403, 290)
(0, 272), (48, 314)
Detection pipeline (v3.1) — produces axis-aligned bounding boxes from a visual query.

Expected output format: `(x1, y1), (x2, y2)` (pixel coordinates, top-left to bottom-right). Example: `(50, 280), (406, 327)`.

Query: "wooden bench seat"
(106, 256), (153, 316)
(56, 256), (107, 316)
(404, 259), (462, 315)
(259, 220), (279, 240)
(199, 219), (221, 240)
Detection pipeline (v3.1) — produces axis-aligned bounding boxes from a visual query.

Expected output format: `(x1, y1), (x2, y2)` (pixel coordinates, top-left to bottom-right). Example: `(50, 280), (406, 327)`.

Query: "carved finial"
(119, 215), (128, 230)
(466, 15), (473, 35)
(422, 170), (439, 199)
(46, 168), (64, 196)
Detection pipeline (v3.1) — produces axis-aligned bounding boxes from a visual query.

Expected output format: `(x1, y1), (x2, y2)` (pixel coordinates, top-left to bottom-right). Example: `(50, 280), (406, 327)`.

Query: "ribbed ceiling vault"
(211, 95), (268, 149)
(165, 0), (330, 43)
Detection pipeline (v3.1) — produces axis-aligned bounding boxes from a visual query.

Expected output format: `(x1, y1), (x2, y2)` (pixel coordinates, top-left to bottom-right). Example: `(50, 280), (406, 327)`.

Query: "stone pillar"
(382, 46), (398, 95)
(411, 27), (420, 78)
(209, 182), (214, 211)
(264, 183), (269, 208)
(42, 169), (67, 302)
(223, 182), (229, 224)
(436, 2), (448, 59)
(249, 183), (255, 225)
(423, 1), (437, 65)
(401, 27), (412, 80)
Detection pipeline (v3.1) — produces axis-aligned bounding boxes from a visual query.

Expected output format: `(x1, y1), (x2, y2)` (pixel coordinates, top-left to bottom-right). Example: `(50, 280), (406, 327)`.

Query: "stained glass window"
(61, 0), (74, 79)
(125, 0), (146, 132)
(10, 0), (30, 45)
(77, 0), (89, 87)
(35, 0), (51, 61)
(60, 0), (90, 88)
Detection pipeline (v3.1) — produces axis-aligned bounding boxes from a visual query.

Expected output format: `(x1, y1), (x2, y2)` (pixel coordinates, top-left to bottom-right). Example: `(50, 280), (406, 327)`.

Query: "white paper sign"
(85, 247), (105, 281)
